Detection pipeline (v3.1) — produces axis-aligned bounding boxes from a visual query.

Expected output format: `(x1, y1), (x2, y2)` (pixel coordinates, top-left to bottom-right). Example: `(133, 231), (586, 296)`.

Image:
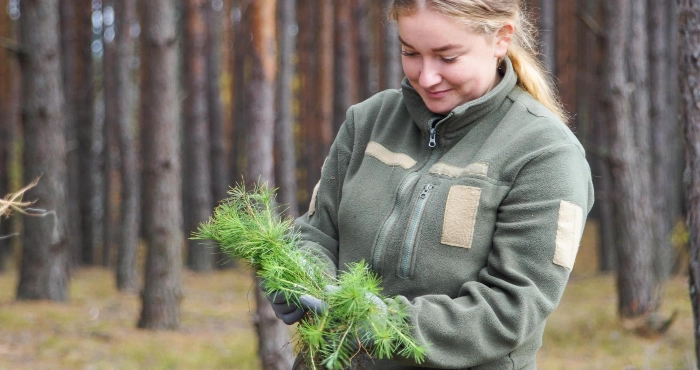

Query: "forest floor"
(0, 267), (694, 370)
(0, 221), (695, 370)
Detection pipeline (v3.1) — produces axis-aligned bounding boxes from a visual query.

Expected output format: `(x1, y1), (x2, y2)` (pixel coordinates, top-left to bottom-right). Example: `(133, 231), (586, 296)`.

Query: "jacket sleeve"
(293, 108), (357, 278)
(393, 143), (594, 368)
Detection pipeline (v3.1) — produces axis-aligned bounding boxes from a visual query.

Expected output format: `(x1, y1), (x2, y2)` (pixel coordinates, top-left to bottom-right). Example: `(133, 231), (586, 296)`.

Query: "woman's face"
(398, 8), (512, 115)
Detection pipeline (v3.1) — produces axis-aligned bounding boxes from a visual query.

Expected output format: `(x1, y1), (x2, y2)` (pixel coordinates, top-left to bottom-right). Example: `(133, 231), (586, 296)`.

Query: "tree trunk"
(649, 0), (682, 283)
(353, 0), (373, 101)
(318, 0), (334, 155)
(183, 0), (215, 272)
(103, 3), (117, 268)
(538, 0), (556, 74)
(16, 0), (70, 301)
(247, 1), (294, 368)
(297, 0), (318, 213)
(230, 0), (251, 186)
(0, 0), (19, 272)
(77, 1), (100, 265)
(556, 0), (577, 129)
(379, 0), (402, 89)
(275, 0), (299, 218)
(207, 0), (228, 205)
(679, 0), (700, 361)
(603, 0), (656, 318)
(113, 0), (140, 292)
(137, 0), (183, 330)
(59, 0), (83, 267)
(333, 0), (357, 134)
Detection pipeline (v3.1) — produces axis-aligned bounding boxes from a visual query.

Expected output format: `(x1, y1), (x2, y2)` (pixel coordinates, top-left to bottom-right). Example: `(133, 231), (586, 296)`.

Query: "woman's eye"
(441, 56), (458, 63)
(401, 50), (418, 57)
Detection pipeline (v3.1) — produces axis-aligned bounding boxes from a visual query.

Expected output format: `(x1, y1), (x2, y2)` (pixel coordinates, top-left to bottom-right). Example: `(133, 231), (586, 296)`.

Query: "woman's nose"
(418, 60), (441, 88)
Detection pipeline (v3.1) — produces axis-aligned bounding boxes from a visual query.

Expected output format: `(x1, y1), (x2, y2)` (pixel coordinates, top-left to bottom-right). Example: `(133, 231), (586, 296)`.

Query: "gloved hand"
(261, 280), (331, 325)
(348, 291), (388, 353)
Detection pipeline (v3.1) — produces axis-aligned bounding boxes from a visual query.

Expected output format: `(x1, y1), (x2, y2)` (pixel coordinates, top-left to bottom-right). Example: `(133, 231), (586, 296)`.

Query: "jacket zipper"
(399, 183), (434, 278)
(371, 173), (420, 273)
(371, 117), (444, 275)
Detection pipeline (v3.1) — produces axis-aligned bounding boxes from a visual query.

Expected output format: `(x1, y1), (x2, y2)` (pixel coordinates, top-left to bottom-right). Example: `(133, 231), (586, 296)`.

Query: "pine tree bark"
(275, 0), (299, 218)
(230, 0), (251, 186)
(297, 0), (318, 213)
(103, 3), (117, 268)
(379, 0), (402, 89)
(650, 0), (682, 283)
(317, 0), (335, 159)
(0, 0), (19, 272)
(113, 0), (140, 292)
(137, 0), (183, 330)
(16, 0), (70, 301)
(556, 0), (577, 128)
(603, 0), (656, 318)
(59, 0), (83, 267)
(183, 0), (215, 272)
(77, 1), (100, 265)
(353, 0), (373, 101)
(538, 0), (556, 74)
(333, 0), (357, 135)
(247, 1), (294, 368)
(207, 0), (228, 205)
(679, 0), (700, 361)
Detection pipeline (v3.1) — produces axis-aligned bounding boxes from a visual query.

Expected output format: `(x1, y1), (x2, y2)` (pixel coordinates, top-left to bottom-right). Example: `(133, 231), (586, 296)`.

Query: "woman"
(271, 1), (593, 369)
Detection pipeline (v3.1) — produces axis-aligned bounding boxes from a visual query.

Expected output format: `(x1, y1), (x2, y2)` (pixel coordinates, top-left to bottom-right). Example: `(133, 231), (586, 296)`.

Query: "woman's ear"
(494, 23), (514, 58)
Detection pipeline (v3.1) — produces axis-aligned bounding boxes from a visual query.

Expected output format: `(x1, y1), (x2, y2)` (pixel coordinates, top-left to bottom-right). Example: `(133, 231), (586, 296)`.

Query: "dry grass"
(0, 220), (695, 369)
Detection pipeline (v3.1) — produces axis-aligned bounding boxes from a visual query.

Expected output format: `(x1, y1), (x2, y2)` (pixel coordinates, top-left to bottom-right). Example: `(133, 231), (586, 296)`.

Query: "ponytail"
(507, 44), (568, 124)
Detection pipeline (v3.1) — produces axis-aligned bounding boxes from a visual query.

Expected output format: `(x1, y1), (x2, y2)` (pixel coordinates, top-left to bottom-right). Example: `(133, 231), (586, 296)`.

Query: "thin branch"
(0, 177), (40, 217)
(578, 10), (603, 38)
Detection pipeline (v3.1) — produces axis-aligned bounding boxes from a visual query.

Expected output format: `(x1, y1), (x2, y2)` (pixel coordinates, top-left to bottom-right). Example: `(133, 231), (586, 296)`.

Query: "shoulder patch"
(308, 180), (320, 216)
(365, 141), (417, 169)
(553, 200), (584, 270)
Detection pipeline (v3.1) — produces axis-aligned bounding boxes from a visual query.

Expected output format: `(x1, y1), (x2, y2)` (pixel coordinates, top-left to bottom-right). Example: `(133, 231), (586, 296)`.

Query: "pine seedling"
(193, 182), (425, 369)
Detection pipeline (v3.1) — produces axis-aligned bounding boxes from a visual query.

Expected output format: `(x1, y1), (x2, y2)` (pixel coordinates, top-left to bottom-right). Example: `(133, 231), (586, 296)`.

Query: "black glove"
(267, 291), (327, 325)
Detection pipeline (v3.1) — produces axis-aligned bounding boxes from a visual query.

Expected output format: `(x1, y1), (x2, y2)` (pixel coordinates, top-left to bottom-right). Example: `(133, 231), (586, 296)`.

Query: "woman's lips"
(426, 89), (450, 99)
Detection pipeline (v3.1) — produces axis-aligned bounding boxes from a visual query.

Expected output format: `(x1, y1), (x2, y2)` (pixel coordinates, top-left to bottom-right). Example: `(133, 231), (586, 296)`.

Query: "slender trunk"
(77, 1), (99, 265)
(16, 0), (70, 301)
(678, 0), (700, 361)
(649, 0), (680, 283)
(207, 0), (228, 205)
(0, 0), (19, 272)
(298, 0), (318, 213)
(334, 0), (357, 137)
(183, 0), (214, 272)
(353, 0), (373, 101)
(248, 1), (294, 367)
(59, 0), (82, 267)
(538, 0), (556, 74)
(114, 0), (139, 292)
(103, 3), (117, 268)
(275, 0), (299, 218)
(603, 0), (656, 318)
(556, 0), (577, 129)
(137, 0), (183, 330)
(380, 0), (401, 89)
(318, 0), (334, 154)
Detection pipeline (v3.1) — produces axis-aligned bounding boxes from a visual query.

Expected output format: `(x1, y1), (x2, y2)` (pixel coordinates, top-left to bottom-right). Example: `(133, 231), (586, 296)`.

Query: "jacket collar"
(402, 56), (517, 135)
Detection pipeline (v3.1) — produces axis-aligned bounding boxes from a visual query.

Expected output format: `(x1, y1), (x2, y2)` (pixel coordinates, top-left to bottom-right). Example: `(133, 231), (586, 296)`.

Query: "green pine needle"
(193, 182), (425, 369)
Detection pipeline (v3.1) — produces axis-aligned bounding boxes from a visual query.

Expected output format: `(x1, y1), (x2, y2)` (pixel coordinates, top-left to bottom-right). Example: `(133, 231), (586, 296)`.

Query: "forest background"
(0, 0), (699, 369)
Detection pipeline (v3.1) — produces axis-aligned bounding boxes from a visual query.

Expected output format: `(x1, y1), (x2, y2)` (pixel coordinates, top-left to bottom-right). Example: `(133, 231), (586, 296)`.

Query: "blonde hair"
(389, 0), (568, 124)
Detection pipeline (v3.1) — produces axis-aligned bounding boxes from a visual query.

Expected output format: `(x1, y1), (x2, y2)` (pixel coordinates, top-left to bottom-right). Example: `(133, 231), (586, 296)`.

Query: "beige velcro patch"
(441, 185), (481, 249)
(553, 200), (584, 270)
(429, 161), (489, 178)
(365, 141), (417, 169)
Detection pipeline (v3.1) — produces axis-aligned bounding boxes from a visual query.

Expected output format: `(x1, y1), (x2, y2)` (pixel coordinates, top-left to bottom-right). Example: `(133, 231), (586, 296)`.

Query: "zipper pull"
(419, 184), (434, 198)
(428, 128), (436, 148)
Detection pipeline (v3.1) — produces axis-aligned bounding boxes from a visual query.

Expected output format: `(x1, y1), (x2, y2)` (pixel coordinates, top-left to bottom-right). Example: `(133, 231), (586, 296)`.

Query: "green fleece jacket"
(295, 57), (594, 369)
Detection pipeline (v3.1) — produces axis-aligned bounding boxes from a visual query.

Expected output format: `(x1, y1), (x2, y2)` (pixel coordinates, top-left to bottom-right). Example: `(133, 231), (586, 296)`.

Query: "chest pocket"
(441, 185), (482, 249)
